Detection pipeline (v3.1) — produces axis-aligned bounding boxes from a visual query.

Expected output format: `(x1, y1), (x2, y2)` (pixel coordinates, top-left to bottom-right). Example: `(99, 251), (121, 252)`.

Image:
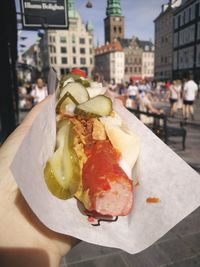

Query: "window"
(60, 36), (66, 43)
(197, 22), (200, 39)
(191, 4), (195, 20)
(178, 15), (181, 27)
(61, 47), (67, 53)
(54, 57), (57, 64)
(174, 16), (178, 29)
(196, 44), (200, 67)
(49, 36), (55, 43)
(113, 26), (117, 33)
(79, 38), (85, 44)
(119, 27), (122, 33)
(89, 38), (92, 45)
(174, 32), (178, 47)
(80, 57), (86, 65)
(72, 35), (76, 43)
(89, 48), (93, 54)
(73, 57), (76, 64)
(189, 7), (191, 21)
(185, 8), (189, 23)
(61, 57), (67, 64)
(72, 47), (76, 53)
(90, 58), (93, 64)
(60, 68), (70, 75)
(80, 48), (86, 54)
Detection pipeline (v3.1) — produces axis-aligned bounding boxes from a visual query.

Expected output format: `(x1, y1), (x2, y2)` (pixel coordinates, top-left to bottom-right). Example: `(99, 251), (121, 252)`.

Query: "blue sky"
(17, 0), (165, 52)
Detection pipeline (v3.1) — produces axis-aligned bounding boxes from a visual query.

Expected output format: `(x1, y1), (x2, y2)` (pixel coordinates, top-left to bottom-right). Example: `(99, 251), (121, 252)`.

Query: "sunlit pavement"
(60, 99), (200, 267)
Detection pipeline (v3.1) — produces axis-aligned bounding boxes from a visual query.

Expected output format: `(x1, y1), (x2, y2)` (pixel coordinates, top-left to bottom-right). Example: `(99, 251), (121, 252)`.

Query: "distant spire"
(86, 20), (93, 32)
(68, 0), (77, 18)
(68, 0), (75, 11)
(97, 37), (99, 47)
(106, 0), (122, 17)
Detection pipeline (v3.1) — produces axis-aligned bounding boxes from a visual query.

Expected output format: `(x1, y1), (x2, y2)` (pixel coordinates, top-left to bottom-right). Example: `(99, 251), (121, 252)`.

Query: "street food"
(44, 72), (140, 217)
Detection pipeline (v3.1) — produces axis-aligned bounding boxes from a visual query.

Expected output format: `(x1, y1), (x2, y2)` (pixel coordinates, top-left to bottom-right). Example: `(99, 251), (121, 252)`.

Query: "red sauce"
(83, 140), (132, 209)
(146, 197), (160, 203)
(87, 216), (95, 223)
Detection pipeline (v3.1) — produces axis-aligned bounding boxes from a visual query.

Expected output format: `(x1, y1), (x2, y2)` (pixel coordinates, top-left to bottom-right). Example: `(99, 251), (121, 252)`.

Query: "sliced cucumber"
(75, 95), (113, 118)
(44, 119), (81, 199)
(60, 82), (89, 105)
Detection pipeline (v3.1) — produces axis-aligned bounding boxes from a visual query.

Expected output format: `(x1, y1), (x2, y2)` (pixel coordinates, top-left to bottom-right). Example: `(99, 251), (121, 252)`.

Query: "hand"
(0, 97), (78, 267)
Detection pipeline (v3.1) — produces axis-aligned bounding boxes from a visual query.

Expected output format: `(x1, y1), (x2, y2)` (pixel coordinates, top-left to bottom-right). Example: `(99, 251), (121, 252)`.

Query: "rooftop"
(95, 40), (123, 55)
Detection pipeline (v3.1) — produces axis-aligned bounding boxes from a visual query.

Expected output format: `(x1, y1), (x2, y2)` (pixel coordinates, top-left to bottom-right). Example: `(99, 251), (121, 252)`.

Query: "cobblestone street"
(60, 98), (200, 267)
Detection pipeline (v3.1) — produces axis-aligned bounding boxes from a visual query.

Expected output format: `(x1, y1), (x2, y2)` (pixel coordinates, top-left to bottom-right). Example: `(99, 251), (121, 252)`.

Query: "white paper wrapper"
(10, 94), (200, 254)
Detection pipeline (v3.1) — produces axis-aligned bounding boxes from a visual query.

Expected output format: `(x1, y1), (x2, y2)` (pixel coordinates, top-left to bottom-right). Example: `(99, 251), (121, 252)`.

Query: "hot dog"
(44, 73), (140, 217)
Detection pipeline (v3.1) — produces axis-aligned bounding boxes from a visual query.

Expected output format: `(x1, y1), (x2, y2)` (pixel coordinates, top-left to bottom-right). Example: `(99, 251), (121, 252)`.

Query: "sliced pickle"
(59, 82), (89, 105)
(60, 73), (80, 88)
(74, 95), (113, 118)
(76, 78), (90, 88)
(56, 92), (78, 114)
(44, 119), (80, 199)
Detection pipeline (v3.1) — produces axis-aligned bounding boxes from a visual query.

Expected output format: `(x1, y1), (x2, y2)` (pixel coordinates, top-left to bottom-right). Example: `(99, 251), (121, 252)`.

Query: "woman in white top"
(169, 80), (181, 117)
(126, 80), (139, 108)
(31, 78), (48, 105)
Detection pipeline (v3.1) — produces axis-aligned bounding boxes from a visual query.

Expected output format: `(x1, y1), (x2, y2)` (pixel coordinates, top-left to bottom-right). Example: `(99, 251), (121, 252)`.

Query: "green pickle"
(44, 119), (80, 199)
(75, 95), (112, 118)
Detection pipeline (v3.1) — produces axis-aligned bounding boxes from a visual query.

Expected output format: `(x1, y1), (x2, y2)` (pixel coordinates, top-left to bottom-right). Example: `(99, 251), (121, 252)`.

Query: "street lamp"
(86, 1), (93, 8)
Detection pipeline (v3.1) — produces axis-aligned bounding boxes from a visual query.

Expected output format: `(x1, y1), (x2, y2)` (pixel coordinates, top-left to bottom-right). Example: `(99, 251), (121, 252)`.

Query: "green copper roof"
(86, 21), (93, 32)
(106, 0), (122, 16)
(68, 0), (78, 18)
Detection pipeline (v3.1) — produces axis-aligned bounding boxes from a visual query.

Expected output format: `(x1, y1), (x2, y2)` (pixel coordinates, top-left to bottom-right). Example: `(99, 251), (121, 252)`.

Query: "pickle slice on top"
(60, 82), (89, 104)
(75, 95), (113, 118)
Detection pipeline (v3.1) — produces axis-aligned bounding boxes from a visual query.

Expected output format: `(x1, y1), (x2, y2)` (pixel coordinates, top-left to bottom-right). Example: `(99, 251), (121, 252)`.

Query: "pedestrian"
(168, 80), (181, 117)
(182, 74), (198, 120)
(138, 79), (147, 96)
(30, 78), (48, 105)
(126, 79), (139, 108)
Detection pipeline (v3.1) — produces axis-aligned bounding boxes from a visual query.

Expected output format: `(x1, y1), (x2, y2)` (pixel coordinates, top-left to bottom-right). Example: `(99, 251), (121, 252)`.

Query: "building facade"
(173, 0), (200, 81)
(19, 42), (42, 82)
(39, 0), (94, 79)
(154, 0), (182, 81)
(139, 40), (155, 80)
(95, 41), (124, 84)
(120, 37), (154, 81)
(104, 0), (124, 43)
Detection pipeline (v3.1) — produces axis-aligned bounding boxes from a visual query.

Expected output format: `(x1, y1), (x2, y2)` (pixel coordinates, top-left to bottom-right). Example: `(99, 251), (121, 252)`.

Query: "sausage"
(79, 140), (133, 216)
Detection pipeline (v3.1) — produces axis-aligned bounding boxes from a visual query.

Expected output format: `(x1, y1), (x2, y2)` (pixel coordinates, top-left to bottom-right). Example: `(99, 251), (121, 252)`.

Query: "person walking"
(126, 79), (139, 108)
(182, 74), (198, 120)
(31, 78), (48, 105)
(169, 80), (181, 117)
